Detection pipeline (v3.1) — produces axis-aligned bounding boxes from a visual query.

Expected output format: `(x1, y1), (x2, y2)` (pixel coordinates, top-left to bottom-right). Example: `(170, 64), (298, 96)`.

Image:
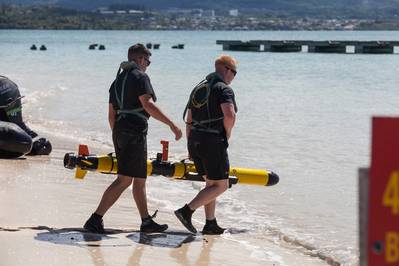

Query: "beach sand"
(0, 133), (328, 266)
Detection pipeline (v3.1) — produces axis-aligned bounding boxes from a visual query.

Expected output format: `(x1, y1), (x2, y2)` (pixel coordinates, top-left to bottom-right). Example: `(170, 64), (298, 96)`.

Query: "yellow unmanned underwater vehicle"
(63, 141), (279, 187)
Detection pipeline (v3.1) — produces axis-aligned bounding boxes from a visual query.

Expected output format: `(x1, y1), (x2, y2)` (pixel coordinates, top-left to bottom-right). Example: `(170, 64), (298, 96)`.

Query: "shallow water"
(1, 29), (399, 265)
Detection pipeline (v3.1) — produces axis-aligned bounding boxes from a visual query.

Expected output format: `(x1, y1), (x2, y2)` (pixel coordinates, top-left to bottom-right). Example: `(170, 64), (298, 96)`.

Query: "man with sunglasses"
(175, 55), (238, 234)
(84, 43), (182, 234)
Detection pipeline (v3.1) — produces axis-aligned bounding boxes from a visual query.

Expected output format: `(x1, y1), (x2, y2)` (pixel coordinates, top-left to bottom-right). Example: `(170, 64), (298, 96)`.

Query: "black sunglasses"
(225, 66), (237, 76)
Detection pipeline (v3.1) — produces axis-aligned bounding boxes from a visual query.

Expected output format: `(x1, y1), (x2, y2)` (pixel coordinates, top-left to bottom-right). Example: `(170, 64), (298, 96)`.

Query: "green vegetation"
(1, 4), (399, 30)
(0, 5), (152, 29)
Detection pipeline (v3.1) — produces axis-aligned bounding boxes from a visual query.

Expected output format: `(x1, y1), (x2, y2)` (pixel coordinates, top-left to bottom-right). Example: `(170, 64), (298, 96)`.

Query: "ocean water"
(1, 30), (399, 265)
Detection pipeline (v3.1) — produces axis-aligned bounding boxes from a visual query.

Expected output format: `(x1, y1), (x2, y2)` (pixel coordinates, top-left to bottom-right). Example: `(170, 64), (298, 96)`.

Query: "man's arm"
(108, 103), (116, 130)
(139, 94), (182, 140)
(221, 102), (236, 140)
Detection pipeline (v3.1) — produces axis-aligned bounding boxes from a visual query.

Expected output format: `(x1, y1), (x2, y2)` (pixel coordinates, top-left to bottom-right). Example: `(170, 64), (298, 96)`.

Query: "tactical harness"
(183, 79), (224, 134)
(113, 63), (149, 122)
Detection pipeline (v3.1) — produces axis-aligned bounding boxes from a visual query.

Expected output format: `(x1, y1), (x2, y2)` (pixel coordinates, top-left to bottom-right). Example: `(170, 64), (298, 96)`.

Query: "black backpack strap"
(113, 67), (123, 109)
(183, 79), (207, 124)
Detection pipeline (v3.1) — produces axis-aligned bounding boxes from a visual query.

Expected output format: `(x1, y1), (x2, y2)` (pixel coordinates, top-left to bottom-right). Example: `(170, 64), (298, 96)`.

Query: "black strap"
(113, 66), (147, 121)
(183, 79), (207, 124)
(184, 79), (224, 134)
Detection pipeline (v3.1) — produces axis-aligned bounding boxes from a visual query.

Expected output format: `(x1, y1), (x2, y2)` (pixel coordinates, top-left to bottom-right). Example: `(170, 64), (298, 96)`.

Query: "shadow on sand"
(33, 226), (198, 248)
(127, 231), (197, 248)
(34, 226), (133, 247)
(28, 225), (248, 249)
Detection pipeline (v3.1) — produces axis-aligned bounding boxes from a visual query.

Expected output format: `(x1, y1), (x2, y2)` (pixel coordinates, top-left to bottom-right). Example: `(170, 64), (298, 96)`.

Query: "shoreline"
(0, 130), (332, 265)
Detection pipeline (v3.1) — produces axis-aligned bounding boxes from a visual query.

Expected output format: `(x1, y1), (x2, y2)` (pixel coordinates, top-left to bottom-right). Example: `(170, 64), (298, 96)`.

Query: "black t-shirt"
(109, 63), (156, 131)
(188, 72), (237, 134)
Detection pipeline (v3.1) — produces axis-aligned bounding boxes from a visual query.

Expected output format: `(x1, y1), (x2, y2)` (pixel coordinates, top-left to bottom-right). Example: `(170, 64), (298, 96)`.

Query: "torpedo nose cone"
(64, 153), (77, 169)
(267, 171), (279, 186)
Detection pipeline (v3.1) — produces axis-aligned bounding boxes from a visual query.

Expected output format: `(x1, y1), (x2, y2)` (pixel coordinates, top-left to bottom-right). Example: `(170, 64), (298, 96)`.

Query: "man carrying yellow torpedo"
(83, 44), (182, 234)
(175, 55), (238, 235)
(64, 144), (279, 187)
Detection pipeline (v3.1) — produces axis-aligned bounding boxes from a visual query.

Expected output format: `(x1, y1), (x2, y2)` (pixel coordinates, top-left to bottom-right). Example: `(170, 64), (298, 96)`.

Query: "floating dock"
(216, 40), (399, 54)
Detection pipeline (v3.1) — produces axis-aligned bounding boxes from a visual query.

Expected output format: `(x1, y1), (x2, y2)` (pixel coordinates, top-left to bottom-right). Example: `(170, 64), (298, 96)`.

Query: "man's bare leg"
(188, 178), (228, 211)
(95, 175), (133, 215)
(175, 178), (228, 234)
(132, 177), (149, 218)
(203, 178), (217, 220)
(133, 177), (168, 233)
(204, 199), (216, 220)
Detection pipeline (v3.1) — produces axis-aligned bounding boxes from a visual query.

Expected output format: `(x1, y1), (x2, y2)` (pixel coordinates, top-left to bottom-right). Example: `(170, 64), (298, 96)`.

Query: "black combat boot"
(83, 213), (105, 234)
(140, 210), (168, 233)
(174, 204), (197, 233)
(202, 218), (225, 235)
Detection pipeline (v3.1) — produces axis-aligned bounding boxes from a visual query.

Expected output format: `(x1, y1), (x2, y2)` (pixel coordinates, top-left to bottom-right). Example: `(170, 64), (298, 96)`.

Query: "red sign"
(368, 117), (399, 265)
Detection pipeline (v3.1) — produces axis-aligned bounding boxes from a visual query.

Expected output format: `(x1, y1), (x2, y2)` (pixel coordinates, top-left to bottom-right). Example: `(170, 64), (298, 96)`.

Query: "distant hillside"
(1, 0), (399, 18)
(2, 3), (399, 30)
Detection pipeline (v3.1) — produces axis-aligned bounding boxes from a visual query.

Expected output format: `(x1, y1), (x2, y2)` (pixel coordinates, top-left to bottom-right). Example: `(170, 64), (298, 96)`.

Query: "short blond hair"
(215, 55), (238, 71)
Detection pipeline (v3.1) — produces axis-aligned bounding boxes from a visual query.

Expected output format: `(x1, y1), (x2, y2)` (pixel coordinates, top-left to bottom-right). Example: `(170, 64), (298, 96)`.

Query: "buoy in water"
(89, 44), (98, 50)
(172, 44), (184, 49)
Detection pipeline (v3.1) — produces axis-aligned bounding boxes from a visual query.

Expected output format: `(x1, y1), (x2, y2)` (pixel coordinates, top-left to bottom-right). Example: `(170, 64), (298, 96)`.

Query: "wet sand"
(0, 135), (328, 266)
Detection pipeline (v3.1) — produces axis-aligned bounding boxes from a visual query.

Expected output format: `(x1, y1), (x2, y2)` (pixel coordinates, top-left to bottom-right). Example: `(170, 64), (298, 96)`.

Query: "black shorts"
(112, 127), (147, 178)
(188, 131), (229, 180)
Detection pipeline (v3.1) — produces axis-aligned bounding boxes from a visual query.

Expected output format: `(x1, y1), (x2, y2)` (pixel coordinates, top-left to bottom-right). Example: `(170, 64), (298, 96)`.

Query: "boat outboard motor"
(29, 137), (52, 155)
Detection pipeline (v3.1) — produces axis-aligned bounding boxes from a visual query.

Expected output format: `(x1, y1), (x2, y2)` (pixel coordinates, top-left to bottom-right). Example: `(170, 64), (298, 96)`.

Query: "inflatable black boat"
(0, 121), (32, 158)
